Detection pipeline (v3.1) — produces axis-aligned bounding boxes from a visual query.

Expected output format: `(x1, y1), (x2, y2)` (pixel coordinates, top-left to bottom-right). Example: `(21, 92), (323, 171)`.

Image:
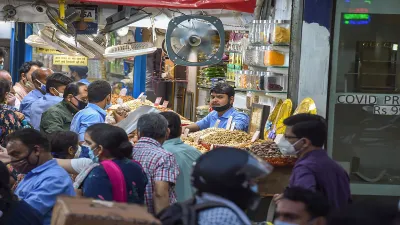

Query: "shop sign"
(36, 47), (63, 55)
(53, 55), (88, 66)
(337, 94), (400, 105)
(336, 94), (377, 105)
(337, 94), (400, 115)
(68, 5), (98, 34)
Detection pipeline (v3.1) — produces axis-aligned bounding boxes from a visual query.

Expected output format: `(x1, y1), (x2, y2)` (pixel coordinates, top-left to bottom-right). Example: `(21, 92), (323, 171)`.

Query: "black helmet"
(192, 147), (273, 210)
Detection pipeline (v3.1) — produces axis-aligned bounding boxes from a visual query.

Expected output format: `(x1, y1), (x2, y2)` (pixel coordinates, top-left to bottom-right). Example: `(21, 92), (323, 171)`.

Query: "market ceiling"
(78, 0), (256, 13)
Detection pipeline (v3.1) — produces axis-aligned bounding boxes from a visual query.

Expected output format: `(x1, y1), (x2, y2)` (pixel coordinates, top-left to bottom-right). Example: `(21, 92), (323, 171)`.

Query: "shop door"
(328, 0), (400, 196)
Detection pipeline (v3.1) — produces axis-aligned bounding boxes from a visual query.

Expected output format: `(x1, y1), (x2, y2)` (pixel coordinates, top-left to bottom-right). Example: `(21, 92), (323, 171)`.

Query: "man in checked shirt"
(133, 113), (179, 214)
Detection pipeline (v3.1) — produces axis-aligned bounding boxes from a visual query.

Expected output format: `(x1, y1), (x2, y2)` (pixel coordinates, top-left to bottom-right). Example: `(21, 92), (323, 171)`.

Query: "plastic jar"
(263, 72), (287, 92)
(264, 46), (285, 66)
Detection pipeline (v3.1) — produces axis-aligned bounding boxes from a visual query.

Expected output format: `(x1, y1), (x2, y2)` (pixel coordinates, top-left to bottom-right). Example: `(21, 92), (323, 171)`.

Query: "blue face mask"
(87, 146), (99, 163)
(0, 64), (4, 70)
(274, 220), (298, 225)
(105, 103), (112, 110)
(36, 79), (46, 93)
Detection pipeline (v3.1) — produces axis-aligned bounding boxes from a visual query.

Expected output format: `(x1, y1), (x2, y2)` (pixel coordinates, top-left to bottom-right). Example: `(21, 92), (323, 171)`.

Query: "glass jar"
(264, 72), (287, 92)
(247, 70), (255, 90)
(259, 71), (266, 90)
(249, 20), (257, 44)
(253, 46), (262, 66)
(262, 20), (269, 44)
(241, 70), (249, 89)
(244, 46), (255, 66)
(235, 70), (243, 88)
(264, 46), (286, 66)
(269, 20), (291, 44)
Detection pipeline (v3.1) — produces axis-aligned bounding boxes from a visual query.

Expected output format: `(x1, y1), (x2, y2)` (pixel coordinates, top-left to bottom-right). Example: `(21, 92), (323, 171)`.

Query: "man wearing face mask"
(6, 128), (75, 225)
(274, 187), (330, 225)
(69, 66), (90, 86)
(185, 83), (249, 132)
(70, 80), (112, 158)
(14, 61), (44, 103)
(20, 67), (52, 122)
(40, 82), (88, 135)
(30, 73), (73, 130)
(0, 70), (21, 110)
(275, 114), (351, 209)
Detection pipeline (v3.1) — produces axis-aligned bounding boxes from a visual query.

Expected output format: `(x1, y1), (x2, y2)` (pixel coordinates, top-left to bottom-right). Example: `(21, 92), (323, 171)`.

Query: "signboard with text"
(53, 55), (88, 66)
(36, 47), (63, 55)
(336, 94), (400, 116)
(68, 5), (98, 34)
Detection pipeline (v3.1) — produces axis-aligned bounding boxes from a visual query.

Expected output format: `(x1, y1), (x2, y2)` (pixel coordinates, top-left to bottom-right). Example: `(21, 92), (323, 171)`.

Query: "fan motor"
(3, 5), (17, 19)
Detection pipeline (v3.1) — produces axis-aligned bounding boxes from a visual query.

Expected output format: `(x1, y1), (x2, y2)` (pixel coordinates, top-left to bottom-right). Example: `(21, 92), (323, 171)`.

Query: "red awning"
(79, 0), (256, 13)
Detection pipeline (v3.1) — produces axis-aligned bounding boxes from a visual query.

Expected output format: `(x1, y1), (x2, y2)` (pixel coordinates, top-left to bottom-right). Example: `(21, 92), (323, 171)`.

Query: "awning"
(79, 0), (256, 13)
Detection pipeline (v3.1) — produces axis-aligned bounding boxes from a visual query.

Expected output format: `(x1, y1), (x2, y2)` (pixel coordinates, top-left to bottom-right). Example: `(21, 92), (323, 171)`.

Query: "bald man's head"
(0, 70), (11, 83)
(32, 68), (53, 93)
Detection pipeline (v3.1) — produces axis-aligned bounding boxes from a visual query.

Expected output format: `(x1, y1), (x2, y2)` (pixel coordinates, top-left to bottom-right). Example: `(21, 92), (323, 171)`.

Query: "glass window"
(328, 0), (400, 194)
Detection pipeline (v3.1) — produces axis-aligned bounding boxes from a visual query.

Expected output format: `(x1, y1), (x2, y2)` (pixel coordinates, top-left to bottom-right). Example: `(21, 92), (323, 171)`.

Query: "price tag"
(140, 95), (147, 103)
(214, 119), (221, 128)
(138, 92), (144, 99)
(195, 136), (201, 144)
(183, 128), (190, 138)
(162, 101), (169, 108)
(154, 97), (162, 106)
(117, 98), (123, 105)
(251, 131), (261, 142)
(230, 122), (236, 131)
(119, 88), (127, 96)
(225, 116), (233, 130)
(210, 144), (214, 150)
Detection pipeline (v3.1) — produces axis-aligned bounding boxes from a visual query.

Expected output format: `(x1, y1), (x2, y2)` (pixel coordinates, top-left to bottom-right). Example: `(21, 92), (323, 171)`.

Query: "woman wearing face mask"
(0, 80), (22, 145)
(73, 123), (147, 204)
(40, 82), (88, 135)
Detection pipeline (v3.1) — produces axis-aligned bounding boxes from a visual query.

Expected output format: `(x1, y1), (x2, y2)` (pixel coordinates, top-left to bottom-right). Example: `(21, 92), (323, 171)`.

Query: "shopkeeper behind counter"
(186, 83), (249, 132)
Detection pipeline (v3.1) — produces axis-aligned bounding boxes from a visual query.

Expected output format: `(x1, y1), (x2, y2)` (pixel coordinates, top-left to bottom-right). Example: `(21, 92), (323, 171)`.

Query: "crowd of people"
(0, 54), (397, 225)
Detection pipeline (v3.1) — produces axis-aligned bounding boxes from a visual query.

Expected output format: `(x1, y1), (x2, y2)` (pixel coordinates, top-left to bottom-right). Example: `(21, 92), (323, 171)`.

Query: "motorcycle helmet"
(192, 147), (273, 210)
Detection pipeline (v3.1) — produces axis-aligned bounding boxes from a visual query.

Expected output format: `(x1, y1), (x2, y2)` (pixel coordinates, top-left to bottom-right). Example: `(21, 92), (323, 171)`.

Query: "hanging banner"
(80, 0), (255, 13)
(68, 5), (98, 34)
(36, 47), (63, 55)
(53, 55), (88, 66)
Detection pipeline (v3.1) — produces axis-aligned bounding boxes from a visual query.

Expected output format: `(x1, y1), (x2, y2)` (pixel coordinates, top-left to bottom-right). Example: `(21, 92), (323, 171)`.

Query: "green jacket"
(40, 101), (78, 135)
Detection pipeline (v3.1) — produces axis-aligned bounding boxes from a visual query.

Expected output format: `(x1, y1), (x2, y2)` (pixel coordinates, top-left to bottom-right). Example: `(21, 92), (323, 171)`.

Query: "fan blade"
(175, 44), (192, 60)
(192, 20), (213, 38)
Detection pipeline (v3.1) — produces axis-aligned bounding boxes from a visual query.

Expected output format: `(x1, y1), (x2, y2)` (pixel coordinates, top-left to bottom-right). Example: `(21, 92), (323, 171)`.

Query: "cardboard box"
(51, 196), (161, 225)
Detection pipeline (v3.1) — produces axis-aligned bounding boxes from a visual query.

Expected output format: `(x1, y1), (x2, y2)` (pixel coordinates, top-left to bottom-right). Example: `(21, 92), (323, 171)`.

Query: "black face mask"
(212, 102), (231, 112)
(74, 97), (88, 110)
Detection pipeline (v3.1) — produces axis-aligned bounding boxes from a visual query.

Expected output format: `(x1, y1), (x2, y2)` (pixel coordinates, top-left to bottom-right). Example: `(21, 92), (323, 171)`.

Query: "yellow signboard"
(53, 55), (88, 66)
(36, 47), (63, 55)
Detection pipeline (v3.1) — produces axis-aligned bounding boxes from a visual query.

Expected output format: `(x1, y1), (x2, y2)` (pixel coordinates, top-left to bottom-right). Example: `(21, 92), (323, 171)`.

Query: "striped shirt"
(132, 137), (179, 214)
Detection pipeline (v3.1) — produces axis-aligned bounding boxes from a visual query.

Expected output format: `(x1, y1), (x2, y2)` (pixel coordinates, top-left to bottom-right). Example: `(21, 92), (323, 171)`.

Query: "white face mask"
(277, 138), (303, 156)
(274, 220), (298, 225)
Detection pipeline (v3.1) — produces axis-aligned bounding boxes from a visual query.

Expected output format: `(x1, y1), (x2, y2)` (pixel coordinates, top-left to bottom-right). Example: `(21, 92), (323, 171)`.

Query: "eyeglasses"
(284, 135), (299, 139)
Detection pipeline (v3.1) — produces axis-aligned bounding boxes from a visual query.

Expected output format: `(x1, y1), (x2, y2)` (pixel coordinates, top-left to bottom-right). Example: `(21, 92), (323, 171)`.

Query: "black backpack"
(156, 198), (229, 225)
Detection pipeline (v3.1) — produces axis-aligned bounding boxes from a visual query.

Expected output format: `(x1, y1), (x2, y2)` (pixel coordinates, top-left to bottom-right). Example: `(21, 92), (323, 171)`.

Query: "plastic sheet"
(80, 0), (256, 13)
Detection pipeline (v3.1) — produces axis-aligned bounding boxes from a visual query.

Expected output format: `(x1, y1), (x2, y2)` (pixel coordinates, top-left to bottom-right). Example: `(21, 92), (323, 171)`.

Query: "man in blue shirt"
(70, 80), (112, 157)
(30, 73), (73, 130)
(186, 83), (249, 132)
(20, 68), (52, 122)
(69, 66), (90, 86)
(6, 128), (75, 225)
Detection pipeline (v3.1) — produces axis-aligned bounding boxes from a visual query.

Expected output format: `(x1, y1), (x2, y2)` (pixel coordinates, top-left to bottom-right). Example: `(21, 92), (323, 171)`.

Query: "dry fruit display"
(249, 140), (297, 166)
(124, 99), (154, 111)
(200, 129), (252, 146)
(111, 95), (134, 105)
(114, 105), (131, 117)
